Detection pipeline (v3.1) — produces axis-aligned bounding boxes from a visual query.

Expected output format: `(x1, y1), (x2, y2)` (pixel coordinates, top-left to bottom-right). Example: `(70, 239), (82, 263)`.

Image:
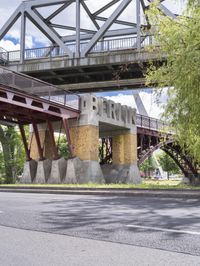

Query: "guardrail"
(136, 114), (169, 132)
(2, 35), (154, 63)
(0, 47), (8, 64)
(0, 67), (80, 111)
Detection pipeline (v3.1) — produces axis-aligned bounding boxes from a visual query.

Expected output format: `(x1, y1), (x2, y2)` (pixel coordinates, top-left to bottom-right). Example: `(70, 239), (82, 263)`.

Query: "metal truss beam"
(82, 0), (132, 56)
(0, 0), (177, 62)
(81, 1), (100, 30)
(45, 1), (73, 21)
(93, 0), (121, 16)
(147, 0), (177, 19)
(0, 5), (22, 40)
(26, 8), (73, 57)
(62, 28), (138, 42)
(25, 0), (75, 8)
(51, 24), (96, 34)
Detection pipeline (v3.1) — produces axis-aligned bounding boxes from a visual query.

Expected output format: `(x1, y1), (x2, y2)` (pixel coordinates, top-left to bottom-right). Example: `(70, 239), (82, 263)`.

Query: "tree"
(0, 125), (25, 183)
(140, 156), (156, 178)
(146, 1), (200, 162)
(158, 152), (180, 179)
(57, 135), (70, 159)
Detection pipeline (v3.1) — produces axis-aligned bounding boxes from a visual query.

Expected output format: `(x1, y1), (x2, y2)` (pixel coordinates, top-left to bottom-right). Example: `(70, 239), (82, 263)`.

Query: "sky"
(0, 0), (185, 118)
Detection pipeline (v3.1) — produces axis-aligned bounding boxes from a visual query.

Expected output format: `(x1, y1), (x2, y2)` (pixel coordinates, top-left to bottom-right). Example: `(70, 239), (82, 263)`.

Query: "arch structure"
(137, 130), (199, 178)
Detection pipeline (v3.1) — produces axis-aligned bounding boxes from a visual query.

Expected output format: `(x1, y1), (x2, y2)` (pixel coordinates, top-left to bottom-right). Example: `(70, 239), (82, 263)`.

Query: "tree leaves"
(146, 1), (200, 161)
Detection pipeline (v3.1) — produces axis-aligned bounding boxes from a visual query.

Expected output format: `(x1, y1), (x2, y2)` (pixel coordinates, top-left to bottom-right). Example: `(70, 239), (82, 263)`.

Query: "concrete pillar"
(112, 133), (137, 165)
(70, 125), (99, 161)
(112, 133), (137, 164)
(103, 132), (140, 184)
(65, 94), (104, 184)
(65, 124), (104, 184)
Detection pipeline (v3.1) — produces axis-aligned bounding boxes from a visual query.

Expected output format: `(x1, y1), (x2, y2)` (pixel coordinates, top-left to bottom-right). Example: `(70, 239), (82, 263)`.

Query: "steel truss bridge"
(0, 1), (197, 177)
(0, 66), (198, 177)
(0, 0), (175, 92)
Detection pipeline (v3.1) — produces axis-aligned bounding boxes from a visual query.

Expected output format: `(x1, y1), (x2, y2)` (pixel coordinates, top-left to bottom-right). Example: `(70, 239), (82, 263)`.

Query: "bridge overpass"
(0, 0), (172, 92)
(0, 67), (198, 183)
(0, 1), (197, 182)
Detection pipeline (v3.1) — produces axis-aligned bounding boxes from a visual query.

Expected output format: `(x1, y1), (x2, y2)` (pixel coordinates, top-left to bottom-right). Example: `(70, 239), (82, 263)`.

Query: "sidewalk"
(0, 186), (200, 198)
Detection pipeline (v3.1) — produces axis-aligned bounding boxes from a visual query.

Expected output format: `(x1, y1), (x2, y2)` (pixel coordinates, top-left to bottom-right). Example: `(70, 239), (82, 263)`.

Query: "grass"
(0, 179), (200, 190)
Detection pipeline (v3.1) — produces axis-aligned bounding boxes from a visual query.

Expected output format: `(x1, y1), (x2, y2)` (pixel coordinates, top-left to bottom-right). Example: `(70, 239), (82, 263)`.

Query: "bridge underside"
(8, 50), (164, 93)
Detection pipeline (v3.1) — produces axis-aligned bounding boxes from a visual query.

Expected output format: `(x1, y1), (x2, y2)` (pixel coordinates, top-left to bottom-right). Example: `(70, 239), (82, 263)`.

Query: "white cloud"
(105, 89), (168, 119)
(0, 39), (20, 51)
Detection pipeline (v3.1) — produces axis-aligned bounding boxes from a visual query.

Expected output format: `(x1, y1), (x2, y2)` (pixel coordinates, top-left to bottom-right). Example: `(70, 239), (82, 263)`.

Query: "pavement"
(0, 192), (200, 265)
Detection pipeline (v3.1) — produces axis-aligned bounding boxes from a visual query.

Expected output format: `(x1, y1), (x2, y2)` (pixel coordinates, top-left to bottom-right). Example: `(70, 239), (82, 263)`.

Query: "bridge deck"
(0, 67), (80, 125)
(1, 37), (164, 92)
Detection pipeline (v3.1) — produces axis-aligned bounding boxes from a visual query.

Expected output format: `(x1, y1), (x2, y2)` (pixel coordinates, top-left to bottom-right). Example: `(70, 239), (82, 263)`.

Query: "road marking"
(126, 224), (200, 236)
(0, 211), (3, 214)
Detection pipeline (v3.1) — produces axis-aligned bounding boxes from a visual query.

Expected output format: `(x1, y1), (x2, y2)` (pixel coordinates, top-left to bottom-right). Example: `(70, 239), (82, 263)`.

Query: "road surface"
(0, 192), (200, 265)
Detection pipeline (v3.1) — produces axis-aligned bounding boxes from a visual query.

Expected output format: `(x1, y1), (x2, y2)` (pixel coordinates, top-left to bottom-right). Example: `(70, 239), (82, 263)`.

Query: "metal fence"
(0, 47), (8, 63)
(136, 114), (169, 132)
(0, 67), (80, 111)
(3, 35), (154, 63)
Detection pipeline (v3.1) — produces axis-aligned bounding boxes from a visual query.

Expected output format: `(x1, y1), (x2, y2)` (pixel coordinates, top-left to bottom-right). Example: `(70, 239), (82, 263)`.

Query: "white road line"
(126, 224), (200, 236)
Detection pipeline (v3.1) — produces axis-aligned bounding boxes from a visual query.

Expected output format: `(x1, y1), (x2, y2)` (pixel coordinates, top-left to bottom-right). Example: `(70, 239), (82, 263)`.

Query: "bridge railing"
(0, 67), (80, 111)
(136, 114), (169, 132)
(4, 35), (154, 63)
(0, 47), (8, 64)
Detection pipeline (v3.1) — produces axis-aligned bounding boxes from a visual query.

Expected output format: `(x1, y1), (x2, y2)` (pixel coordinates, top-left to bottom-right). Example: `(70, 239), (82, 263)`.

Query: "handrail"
(0, 47), (8, 63)
(4, 35), (154, 62)
(0, 66), (80, 111)
(136, 114), (169, 132)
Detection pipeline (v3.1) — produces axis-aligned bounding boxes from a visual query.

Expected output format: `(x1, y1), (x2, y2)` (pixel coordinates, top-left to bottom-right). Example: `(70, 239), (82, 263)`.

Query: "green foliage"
(0, 125), (25, 183)
(57, 135), (70, 159)
(146, 1), (200, 161)
(140, 156), (157, 178)
(158, 152), (180, 179)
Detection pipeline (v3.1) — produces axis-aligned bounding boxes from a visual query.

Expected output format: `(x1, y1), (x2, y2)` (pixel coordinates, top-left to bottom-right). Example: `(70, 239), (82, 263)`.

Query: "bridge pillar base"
(48, 158), (67, 184)
(34, 159), (52, 184)
(102, 164), (141, 184)
(65, 157), (104, 184)
(21, 160), (37, 184)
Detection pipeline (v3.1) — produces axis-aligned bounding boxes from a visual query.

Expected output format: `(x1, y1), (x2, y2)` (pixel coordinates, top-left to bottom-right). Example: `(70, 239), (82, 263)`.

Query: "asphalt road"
(0, 192), (200, 266)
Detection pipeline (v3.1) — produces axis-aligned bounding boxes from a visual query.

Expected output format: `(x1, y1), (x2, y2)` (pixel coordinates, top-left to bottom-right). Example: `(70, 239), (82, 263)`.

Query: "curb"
(0, 187), (200, 198)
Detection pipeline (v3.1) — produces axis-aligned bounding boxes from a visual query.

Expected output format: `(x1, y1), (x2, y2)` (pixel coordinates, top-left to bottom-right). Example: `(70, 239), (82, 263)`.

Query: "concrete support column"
(112, 133), (137, 165)
(70, 125), (99, 161)
(102, 132), (140, 184)
(65, 124), (104, 184)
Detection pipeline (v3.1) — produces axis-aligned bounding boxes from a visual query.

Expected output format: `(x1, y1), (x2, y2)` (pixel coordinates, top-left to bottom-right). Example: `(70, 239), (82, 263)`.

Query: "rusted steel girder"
(0, 85), (80, 125)
(0, 83), (80, 161)
(47, 120), (60, 160)
(19, 124), (31, 161)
